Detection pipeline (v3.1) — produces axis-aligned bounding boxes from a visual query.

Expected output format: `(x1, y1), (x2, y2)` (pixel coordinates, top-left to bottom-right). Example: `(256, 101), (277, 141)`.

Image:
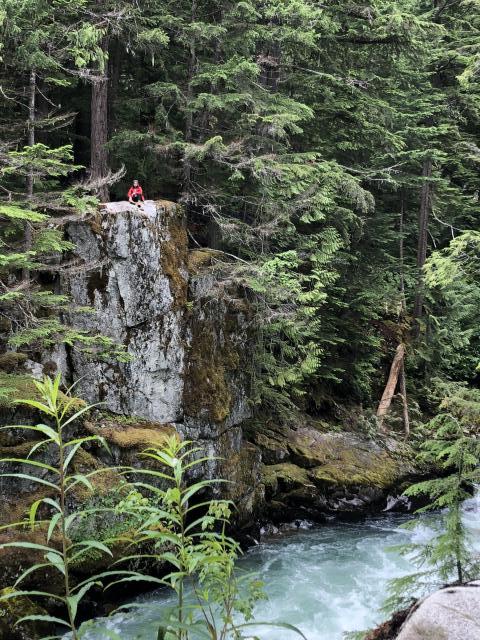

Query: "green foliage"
(0, 374), (116, 640)
(386, 381), (480, 611)
(2, 0), (480, 412)
(106, 436), (306, 640)
(1, 377), (305, 639)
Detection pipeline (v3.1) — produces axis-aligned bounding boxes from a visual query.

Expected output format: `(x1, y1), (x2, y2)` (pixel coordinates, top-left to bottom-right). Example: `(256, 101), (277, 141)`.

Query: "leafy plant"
(0, 374), (117, 639)
(108, 436), (307, 640)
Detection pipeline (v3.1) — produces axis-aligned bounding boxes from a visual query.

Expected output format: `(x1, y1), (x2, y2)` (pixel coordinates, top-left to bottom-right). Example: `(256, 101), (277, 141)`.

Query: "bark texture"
(413, 157), (433, 326)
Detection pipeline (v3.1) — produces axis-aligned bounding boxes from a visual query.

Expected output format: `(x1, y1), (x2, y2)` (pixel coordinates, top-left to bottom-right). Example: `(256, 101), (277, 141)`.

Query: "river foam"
(79, 494), (480, 640)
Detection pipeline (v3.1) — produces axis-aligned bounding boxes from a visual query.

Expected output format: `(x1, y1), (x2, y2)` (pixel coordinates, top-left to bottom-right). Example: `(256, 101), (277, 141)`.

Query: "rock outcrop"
(60, 201), (260, 528)
(62, 200), (188, 423)
(1, 200), (419, 540)
(253, 418), (416, 521)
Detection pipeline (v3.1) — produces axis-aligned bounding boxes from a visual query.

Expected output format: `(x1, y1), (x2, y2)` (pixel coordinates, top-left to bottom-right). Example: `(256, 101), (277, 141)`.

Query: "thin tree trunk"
(398, 361), (410, 438)
(399, 190), (406, 316)
(23, 69), (36, 281)
(413, 157), (433, 331)
(90, 40), (109, 202)
(182, 0), (197, 196)
(377, 343), (406, 428)
(108, 38), (121, 138)
(397, 191), (410, 436)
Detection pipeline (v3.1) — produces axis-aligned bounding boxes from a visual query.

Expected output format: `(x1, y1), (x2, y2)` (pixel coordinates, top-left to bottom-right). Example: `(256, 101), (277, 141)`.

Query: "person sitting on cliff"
(127, 179), (145, 208)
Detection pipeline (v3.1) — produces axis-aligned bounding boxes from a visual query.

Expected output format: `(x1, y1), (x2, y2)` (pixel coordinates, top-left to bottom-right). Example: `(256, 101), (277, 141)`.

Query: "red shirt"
(127, 185), (145, 200)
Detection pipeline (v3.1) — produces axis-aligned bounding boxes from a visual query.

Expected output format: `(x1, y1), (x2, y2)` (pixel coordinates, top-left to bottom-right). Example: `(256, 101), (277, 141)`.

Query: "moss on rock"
(188, 249), (218, 273)
(183, 323), (240, 422)
(0, 373), (85, 412)
(85, 416), (177, 450)
(160, 217), (188, 309)
(0, 587), (50, 640)
(263, 462), (311, 492)
(254, 418), (419, 518)
(0, 352), (28, 371)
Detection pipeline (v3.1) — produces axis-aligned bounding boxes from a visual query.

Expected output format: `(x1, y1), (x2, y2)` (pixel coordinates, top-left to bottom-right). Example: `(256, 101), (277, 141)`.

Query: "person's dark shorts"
(132, 194), (141, 203)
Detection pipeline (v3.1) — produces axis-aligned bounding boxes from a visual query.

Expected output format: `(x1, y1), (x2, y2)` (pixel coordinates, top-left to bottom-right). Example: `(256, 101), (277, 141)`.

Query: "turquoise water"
(80, 495), (480, 640)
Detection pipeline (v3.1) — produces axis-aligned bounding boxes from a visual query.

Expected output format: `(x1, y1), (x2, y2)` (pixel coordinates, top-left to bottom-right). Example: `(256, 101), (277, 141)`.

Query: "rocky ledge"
(250, 417), (418, 523)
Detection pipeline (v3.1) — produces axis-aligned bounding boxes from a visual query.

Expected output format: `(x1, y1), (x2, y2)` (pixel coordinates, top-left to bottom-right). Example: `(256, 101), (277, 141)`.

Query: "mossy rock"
(160, 215), (188, 309)
(262, 462), (312, 492)
(0, 373), (85, 412)
(184, 322), (238, 423)
(188, 249), (219, 273)
(0, 588), (50, 640)
(85, 416), (177, 450)
(309, 451), (398, 488)
(286, 427), (410, 489)
(253, 431), (289, 464)
(0, 527), (64, 592)
(0, 352), (28, 372)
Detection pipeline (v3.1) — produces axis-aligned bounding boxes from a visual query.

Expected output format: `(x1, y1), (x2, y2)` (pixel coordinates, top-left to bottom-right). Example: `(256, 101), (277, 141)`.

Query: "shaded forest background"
(1, 0), (480, 424)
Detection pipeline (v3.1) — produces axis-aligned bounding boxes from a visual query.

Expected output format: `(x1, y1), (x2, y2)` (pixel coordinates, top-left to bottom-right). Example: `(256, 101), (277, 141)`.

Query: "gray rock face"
(396, 583), (480, 640)
(59, 202), (259, 526)
(62, 201), (187, 423)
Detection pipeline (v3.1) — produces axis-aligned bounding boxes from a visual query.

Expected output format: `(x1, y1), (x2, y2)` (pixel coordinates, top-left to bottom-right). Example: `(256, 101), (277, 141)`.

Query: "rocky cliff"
(1, 200), (417, 540)
(59, 200), (262, 529)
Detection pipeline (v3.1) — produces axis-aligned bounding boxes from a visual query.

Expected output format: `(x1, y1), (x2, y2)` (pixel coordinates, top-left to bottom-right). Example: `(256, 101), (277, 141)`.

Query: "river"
(80, 495), (479, 640)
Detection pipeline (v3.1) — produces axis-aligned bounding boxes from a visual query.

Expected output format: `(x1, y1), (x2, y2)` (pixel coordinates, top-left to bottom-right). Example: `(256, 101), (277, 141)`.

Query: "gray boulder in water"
(396, 582), (480, 640)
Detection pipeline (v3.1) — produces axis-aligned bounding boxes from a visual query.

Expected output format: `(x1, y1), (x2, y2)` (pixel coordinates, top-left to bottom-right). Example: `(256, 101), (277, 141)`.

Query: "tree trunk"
(398, 361), (410, 438)
(108, 38), (121, 138)
(23, 69), (36, 281)
(90, 40), (109, 202)
(182, 0), (197, 197)
(377, 343), (406, 428)
(413, 157), (433, 331)
(399, 191), (406, 315)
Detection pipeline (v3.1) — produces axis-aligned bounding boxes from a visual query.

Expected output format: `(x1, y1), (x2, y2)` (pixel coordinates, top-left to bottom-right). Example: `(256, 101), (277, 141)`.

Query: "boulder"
(395, 583), (480, 640)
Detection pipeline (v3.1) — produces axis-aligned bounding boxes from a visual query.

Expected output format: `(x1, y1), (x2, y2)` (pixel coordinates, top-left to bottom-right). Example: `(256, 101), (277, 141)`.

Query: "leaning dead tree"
(376, 343), (410, 436)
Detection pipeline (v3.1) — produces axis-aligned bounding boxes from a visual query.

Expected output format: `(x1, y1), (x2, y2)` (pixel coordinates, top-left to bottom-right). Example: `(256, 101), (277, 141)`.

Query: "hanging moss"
(160, 212), (188, 309)
(184, 321), (241, 423)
